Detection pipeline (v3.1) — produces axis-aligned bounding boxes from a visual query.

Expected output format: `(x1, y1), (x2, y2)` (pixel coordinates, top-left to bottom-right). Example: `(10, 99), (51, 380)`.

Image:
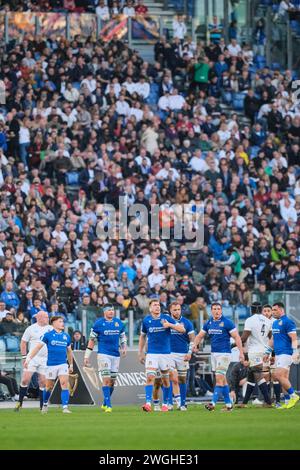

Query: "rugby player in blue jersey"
(263, 302), (299, 409)
(138, 299), (185, 412)
(24, 316), (73, 414)
(168, 301), (195, 411)
(84, 303), (127, 413)
(193, 302), (244, 412)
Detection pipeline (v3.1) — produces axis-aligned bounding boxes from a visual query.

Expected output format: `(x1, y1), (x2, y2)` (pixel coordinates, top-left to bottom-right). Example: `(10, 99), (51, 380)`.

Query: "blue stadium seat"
(234, 305), (250, 320)
(66, 172), (79, 185)
(221, 305), (234, 319)
(206, 304), (233, 318)
(232, 92), (246, 111)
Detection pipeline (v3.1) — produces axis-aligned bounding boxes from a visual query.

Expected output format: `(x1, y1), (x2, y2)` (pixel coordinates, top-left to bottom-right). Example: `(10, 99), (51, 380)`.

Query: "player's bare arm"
(84, 330), (97, 366)
(263, 336), (274, 362)
(20, 339), (28, 365)
(162, 320), (185, 333)
(192, 330), (206, 352)
(230, 330), (244, 362)
(120, 332), (127, 357)
(240, 330), (251, 345)
(67, 345), (73, 373)
(184, 332), (195, 361)
(289, 331), (299, 363)
(138, 333), (146, 364)
(23, 342), (44, 368)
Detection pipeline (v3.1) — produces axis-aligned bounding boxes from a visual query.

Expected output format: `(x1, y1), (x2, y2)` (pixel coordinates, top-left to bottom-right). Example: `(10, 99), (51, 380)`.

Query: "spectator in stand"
(135, 0), (148, 16)
(71, 330), (86, 350)
(123, 0), (135, 17)
(172, 14), (187, 41)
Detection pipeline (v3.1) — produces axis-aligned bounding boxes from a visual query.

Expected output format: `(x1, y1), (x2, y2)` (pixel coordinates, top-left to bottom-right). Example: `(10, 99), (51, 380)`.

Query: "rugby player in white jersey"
(237, 302), (273, 407)
(14, 311), (52, 411)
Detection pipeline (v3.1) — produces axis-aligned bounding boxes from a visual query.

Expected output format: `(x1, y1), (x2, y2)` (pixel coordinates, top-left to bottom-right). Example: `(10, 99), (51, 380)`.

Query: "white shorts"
(170, 352), (189, 373)
(26, 356), (47, 375)
(275, 354), (293, 370)
(97, 354), (120, 376)
(145, 354), (170, 373)
(248, 352), (265, 368)
(211, 353), (231, 375)
(46, 363), (69, 380)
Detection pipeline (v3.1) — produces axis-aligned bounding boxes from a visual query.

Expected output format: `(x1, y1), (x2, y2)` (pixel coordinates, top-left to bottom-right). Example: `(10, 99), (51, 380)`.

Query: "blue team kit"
(41, 330), (71, 366)
(91, 317), (125, 357)
(202, 316), (236, 353)
(272, 315), (297, 356)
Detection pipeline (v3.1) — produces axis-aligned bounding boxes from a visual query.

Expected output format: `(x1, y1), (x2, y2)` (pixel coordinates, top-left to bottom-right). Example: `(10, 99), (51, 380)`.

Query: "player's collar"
(151, 313), (161, 319)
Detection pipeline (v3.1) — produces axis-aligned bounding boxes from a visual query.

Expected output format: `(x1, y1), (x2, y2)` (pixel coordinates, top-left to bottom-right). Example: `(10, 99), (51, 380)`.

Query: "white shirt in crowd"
(81, 77), (97, 93)
(189, 155), (208, 173)
(123, 6), (135, 17)
(172, 20), (187, 39)
(227, 214), (247, 229)
(51, 228), (68, 249)
(19, 126), (30, 144)
(135, 81), (150, 99)
(148, 272), (166, 289)
(116, 99), (130, 116)
(168, 94), (186, 110)
(129, 106), (144, 122)
(95, 5), (110, 20)
(227, 43), (242, 57)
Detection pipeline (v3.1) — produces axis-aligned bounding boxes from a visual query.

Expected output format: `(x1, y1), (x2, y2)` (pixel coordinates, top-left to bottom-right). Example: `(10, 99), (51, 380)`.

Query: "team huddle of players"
(14, 297), (299, 414)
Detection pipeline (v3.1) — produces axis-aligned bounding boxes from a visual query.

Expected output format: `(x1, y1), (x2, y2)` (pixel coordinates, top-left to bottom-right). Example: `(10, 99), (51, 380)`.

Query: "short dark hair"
(149, 299), (160, 306)
(251, 302), (262, 315)
(169, 301), (180, 311)
(211, 302), (222, 308)
(262, 304), (272, 310)
(102, 303), (115, 311)
(273, 302), (285, 309)
(50, 315), (64, 324)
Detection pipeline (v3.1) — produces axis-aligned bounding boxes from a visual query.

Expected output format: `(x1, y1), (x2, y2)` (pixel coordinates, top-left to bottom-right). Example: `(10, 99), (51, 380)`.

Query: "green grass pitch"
(0, 405), (300, 450)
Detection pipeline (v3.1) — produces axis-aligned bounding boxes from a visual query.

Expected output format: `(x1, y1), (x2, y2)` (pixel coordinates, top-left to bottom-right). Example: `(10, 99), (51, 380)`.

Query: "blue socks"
(222, 385), (232, 406)
(212, 385), (222, 405)
(43, 389), (51, 405)
(61, 389), (70, 407)
(102, 386), (111, 408)
(212, 385), (232, 406)
(145, 384), (153, 403)
(287, 387), (294, 395)
(168, 382), (173, 405)
(179, 383), (187, 407)
(162, 386), (170, 405)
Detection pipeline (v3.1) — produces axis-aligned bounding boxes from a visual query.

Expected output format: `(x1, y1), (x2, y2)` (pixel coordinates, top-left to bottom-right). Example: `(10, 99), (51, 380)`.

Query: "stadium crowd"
(0, 0), (300, 354)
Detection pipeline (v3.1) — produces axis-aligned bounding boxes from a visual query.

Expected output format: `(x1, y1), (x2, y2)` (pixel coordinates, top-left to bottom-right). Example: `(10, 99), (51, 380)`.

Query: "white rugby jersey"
(244, 314), (273, 353)
(22, 324), (53, 358)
